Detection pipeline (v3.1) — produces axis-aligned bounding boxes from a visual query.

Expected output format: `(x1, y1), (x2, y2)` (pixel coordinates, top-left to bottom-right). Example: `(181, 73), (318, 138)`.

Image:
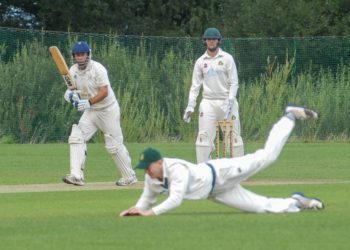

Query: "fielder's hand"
(119, 207), (155, 217)
(77, 99), (91, 111)
(183, 106), (194, 123)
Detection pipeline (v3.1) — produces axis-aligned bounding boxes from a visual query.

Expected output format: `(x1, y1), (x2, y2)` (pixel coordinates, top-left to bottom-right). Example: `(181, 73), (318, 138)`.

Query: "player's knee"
(265, 151), (278, 165)
(104, 134), (123, 154)
(196, 131), (212, 147)
(255, 149), (276, 167)
(68, 124), (85, 144)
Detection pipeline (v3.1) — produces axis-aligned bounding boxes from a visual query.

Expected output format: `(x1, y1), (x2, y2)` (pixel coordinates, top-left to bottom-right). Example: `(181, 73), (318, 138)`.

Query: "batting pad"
(104, 134), (135, 178)
(70, 143), (86, 179)
(196, 131), (213, 163)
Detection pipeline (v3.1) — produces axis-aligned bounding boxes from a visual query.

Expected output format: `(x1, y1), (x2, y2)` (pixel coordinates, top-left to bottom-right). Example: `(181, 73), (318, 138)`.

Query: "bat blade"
(49, 46), (76, 90)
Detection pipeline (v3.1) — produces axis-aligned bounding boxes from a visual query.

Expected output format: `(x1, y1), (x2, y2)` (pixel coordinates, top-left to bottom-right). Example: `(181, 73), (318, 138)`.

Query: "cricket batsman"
(62, 41), (137, 186)
(120, 104), (324, 217)
(183, 27), (244, 163)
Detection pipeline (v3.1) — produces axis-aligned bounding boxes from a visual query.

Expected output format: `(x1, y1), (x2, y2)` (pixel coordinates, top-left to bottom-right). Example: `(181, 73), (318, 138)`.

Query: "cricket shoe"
(116, 176), (138, 186)
(285, 103), (319, 120)
(291, 192), (324, 210)
(62, 174), (84, 186)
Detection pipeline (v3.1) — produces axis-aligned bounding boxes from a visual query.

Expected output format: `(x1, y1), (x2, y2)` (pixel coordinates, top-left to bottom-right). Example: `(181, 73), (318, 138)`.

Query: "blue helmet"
(72, 41), (90, 55)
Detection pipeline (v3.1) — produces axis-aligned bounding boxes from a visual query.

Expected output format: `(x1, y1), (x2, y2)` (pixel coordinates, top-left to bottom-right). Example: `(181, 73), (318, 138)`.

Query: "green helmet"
(203, 27), (222, 40)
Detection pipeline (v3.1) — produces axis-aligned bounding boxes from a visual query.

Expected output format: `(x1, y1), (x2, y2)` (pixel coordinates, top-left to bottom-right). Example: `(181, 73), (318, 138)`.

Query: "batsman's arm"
(88, 63), (111, 105)
(88, 85), (108, 105)
(75, 85), (108, 111)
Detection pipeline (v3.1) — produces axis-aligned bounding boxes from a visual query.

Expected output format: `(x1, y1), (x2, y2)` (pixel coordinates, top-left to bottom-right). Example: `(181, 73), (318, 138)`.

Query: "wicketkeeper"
(62, 41), (137, 186)
(183, 27), (244, 163)
(120, 104), (324, 217)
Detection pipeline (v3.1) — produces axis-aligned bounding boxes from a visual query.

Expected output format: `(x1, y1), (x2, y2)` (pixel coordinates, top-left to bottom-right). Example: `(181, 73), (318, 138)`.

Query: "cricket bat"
(49, 46), (76, 90)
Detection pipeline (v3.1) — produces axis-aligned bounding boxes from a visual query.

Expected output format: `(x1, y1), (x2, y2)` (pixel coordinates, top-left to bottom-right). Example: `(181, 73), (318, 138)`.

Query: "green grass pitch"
(0, 142), (349, 249)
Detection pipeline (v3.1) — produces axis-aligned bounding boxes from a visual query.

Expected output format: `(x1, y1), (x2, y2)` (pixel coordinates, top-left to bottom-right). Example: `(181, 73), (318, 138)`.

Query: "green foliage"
(216, 0), (350, 37)
(1, 1), (350, 37)
(240, 55), (350, 141)
(1, 35), (350, 142)
(241, 55), (293, 139)
(0, 41), (79, 143)
(0, 135), (16, 144)
(97, 39), (195, 141)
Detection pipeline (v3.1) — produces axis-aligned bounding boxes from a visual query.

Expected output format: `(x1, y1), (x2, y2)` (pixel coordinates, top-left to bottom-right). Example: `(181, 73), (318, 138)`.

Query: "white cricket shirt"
(135, 158), (213, 215)
(70, 60), (116, 110)
(188, 48), (239, 107)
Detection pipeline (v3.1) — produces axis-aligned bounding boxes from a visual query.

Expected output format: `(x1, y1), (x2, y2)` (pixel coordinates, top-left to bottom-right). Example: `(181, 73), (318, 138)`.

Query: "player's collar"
(77, 60), (92, 72)
(204, 48), (223, 59)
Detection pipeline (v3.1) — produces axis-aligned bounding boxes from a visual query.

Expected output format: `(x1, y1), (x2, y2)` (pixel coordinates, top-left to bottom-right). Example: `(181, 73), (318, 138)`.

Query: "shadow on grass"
(166, 211), (245, 216)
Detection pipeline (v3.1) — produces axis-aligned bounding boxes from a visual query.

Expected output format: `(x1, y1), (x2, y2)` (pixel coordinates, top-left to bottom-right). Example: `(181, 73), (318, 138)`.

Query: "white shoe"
(292, 192), (324, 210)
(62, 174), (84, 186)
(285, 104), (319, 120)
(116, 176), (138, 186)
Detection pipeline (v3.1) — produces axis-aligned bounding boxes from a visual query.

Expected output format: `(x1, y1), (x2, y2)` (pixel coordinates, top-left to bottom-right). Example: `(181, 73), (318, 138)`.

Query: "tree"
(0, 0), (40, 29)
(129, 0), (221, 36)
(1, 0), (349, 37)
(219, 0), (350, 37)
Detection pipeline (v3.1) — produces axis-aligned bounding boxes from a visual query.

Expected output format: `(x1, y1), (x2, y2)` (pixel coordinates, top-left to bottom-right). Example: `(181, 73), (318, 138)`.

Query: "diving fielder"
(120, 104), (324, 217)
(62, 41), (137, 186)
(183, 27), (244, 163)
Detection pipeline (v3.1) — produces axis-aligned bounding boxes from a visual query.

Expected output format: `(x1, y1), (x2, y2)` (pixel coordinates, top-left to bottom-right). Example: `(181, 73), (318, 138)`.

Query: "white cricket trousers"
(209, 116), (301, 213)
(79, 102), (124, 142)
(196, 99), (244, 161)
(77, 102), (135, 179)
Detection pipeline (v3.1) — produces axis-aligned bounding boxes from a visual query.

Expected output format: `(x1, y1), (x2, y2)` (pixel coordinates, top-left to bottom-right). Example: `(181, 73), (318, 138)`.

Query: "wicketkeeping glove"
(77, 99), (91, 111)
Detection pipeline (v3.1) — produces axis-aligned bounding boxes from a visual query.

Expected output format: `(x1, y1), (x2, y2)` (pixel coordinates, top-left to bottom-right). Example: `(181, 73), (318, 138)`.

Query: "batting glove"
(64, 89), (80, 104)
(77, 99), (91, 111)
